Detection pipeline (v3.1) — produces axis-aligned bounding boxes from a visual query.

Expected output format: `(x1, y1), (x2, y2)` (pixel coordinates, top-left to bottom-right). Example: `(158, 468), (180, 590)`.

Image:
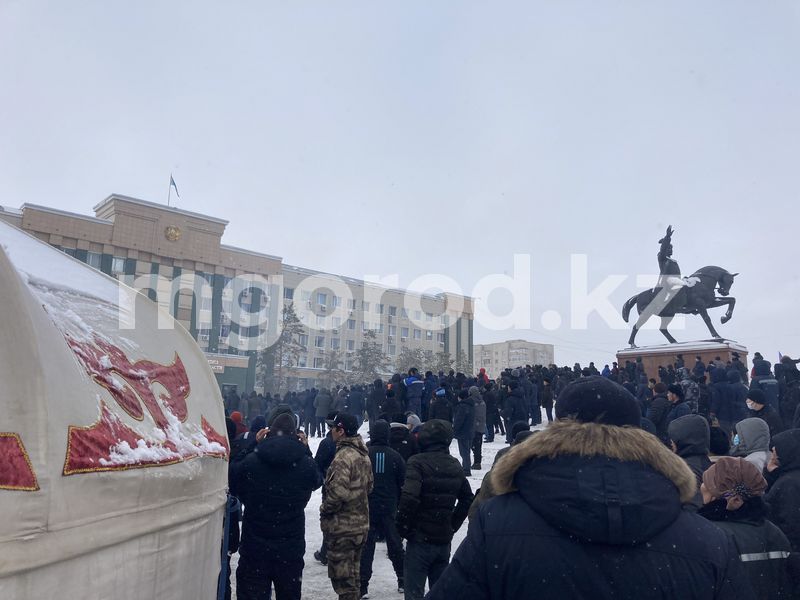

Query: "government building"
(0, 194), (474, 394)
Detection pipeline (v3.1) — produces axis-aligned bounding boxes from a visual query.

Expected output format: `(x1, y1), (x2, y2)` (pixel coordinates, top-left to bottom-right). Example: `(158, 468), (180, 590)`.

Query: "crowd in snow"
(219, 353), (800, 600)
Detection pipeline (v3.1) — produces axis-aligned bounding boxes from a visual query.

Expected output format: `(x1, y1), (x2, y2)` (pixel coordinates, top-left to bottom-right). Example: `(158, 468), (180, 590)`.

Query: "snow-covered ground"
(229, 413), (551, 598)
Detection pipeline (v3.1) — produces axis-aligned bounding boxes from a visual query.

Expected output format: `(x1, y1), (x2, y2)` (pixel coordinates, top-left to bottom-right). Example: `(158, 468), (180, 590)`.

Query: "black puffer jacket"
(501, 385), (527, 425)
(230, 433), (322, 561)
(647, 392), (671, 442)
(668, 414), (712, 511)
(389, 422), (419, 462)
(395, 419), (474, 545)
(367, 379), (384, 420)
(765, 429), (800, 552)
(367, 420), (406, 516)
(698, 497), (796, 599)
(429, 420), (754, 600)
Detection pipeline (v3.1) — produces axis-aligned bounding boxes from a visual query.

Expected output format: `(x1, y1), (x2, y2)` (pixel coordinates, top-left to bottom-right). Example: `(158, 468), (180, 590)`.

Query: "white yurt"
(0, 220), (229, 598)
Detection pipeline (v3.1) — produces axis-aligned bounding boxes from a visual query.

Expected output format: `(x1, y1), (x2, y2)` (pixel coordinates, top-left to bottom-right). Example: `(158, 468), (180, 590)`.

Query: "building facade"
(473, 339), (555, 377)
(0, 195), (474, 393)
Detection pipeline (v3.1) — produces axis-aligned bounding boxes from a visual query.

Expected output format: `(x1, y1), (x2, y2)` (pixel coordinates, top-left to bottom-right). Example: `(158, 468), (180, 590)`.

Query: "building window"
(298, 354), (307, 367)
(414, 311), (422, 321)
(437, 333), (445, 343)
(425, 312), (433, 322)
(347, 319), (356, 330)
(316, 315), (326, 328)
(388, 344), (396, 356)
(376, 303), (384, 314)
(197, 328), (211, 342)
(332, 317), (341, 329)
(313, 357), (324, 369)
(333, 296), (341, 307)
(317, 292), (328, 306)
(346, 339), (355, 351)
(440, 315), (449, 326)
(362, 322), (370, 332)
(301, 290), (311, 302)
(200, 296), (213, 311)
(331, 338), (341, 350)
(111, 257), (126, 273)
(348, 299), (357, 310)
(284, 287), (294, 300)
(414, 329), (421, 340)
(377, 323), (384, 333)
(298, 334), (309, 347)
(345, 359), (354, 371)
(86, 251), (102, 269)
(388, 325), (397, 336)
(426, 330), (433, 340)
(401, 308), (408, 319)
(388, 306), (397, 316)
(362, 301), (370, 311)
(401, 327), (409, 339)
(315, 336), (325, 348)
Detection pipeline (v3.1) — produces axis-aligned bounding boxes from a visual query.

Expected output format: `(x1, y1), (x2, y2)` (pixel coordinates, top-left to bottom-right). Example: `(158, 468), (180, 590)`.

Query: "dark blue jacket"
(429, 421), (754, 600)
(711, 370), (748, 424)
(404, 375), (425, 415)
(366, 421), (405, 516)
(452, 395), (475, 441)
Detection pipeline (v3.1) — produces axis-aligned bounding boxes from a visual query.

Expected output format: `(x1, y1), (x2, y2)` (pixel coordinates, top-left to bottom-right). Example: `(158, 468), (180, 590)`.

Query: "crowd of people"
(219, 352), (800, 600)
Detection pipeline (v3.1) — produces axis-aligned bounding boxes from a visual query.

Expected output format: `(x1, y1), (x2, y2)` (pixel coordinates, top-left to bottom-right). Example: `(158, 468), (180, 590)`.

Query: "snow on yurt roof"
(0, 220), (228, 598)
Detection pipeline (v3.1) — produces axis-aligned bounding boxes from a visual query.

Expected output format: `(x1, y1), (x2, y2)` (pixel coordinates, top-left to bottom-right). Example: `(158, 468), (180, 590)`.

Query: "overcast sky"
(2, 1), (799, 366)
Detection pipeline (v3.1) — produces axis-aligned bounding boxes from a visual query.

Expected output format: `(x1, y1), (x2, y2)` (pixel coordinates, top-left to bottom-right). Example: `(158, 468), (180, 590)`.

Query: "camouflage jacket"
(320, 434), (374, 537)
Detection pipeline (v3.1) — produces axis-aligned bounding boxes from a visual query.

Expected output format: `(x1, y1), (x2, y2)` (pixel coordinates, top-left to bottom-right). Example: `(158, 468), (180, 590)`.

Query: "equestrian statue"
(622, 225), (738, 348)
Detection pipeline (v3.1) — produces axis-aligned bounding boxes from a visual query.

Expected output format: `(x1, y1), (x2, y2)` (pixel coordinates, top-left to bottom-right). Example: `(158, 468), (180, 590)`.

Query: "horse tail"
(622, 294), (639, 323)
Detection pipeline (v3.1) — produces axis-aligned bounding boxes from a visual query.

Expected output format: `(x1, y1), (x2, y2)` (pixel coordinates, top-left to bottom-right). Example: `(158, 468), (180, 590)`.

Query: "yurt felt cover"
(0, 221), (229, 599)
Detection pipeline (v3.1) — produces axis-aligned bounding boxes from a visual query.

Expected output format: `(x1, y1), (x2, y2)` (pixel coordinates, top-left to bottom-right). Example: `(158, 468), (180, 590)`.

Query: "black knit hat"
(667, 384), (684, 399)
(554, 376), (640, 427)
(746, 388), (766, 405)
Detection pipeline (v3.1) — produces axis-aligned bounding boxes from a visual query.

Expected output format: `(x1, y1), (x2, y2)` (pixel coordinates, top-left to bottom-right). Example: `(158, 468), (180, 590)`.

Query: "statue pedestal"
(616, 340), (748, 381)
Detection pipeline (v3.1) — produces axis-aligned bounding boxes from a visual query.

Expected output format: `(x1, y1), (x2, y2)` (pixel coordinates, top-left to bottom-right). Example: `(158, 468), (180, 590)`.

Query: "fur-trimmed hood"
(475, 420), (697, 545)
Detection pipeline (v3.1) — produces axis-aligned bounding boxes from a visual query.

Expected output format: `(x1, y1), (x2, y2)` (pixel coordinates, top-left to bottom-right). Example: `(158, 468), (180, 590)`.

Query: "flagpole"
(167, 175), (172, 207)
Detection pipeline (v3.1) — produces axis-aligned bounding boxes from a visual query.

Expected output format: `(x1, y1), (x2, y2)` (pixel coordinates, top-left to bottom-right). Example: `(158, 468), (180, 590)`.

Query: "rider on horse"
(657, 225), (696, 305)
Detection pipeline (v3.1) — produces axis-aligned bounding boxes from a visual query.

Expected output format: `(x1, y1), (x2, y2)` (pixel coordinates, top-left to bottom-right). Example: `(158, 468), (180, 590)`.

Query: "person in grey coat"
(314, 388), (334, 437)
(470, 386), (487, 470)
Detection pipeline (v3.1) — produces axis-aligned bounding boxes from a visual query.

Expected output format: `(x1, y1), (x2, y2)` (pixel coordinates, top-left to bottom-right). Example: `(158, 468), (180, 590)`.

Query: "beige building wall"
(474, 339), (555, 378)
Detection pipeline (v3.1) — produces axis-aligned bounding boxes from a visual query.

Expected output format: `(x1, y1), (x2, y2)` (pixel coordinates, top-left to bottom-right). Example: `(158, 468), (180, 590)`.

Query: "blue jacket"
(404, 375), (425, 414)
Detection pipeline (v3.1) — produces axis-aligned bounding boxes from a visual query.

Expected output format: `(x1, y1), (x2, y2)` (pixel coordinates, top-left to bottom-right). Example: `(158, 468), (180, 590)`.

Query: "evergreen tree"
(434, 350), (454, 374)
(256, 303), (305, 393)
(354, 329), (390, 381)
(454, 349), (473, 376)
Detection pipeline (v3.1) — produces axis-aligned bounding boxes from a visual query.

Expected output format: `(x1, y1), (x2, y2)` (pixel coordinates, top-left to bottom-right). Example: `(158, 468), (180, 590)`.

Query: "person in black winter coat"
(230, 414), (322, 600)
(746, 388), (784, 440)
(452, 389), (476, 476)
(348, 385), (366, 427)
(501, 381), (527, 444)
(389, 420), (419, 463)
(668, 414), (712, 511)
(360, 420), (406, 597)
(482, 383), (500, 440)
(313, 426), (337, 565)
(765, 429), (800, 552)
(698, 457), (796, 599)
(395, 419), (473, 600)
(713, 370), (748, 437)
(430, 376), (754, 600)
(429, 388), (453, 422)
(367, 379), (385, 429)
(540, 378), (554, 423)
(646, 382), (671, 443)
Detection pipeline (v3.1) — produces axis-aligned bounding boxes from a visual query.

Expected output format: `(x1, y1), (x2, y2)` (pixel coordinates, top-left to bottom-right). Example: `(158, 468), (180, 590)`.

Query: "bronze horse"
(622, 266), (738, 348)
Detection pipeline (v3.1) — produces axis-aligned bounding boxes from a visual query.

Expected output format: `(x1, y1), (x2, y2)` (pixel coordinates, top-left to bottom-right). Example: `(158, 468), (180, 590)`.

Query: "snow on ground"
(229, 412), (552, 599)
